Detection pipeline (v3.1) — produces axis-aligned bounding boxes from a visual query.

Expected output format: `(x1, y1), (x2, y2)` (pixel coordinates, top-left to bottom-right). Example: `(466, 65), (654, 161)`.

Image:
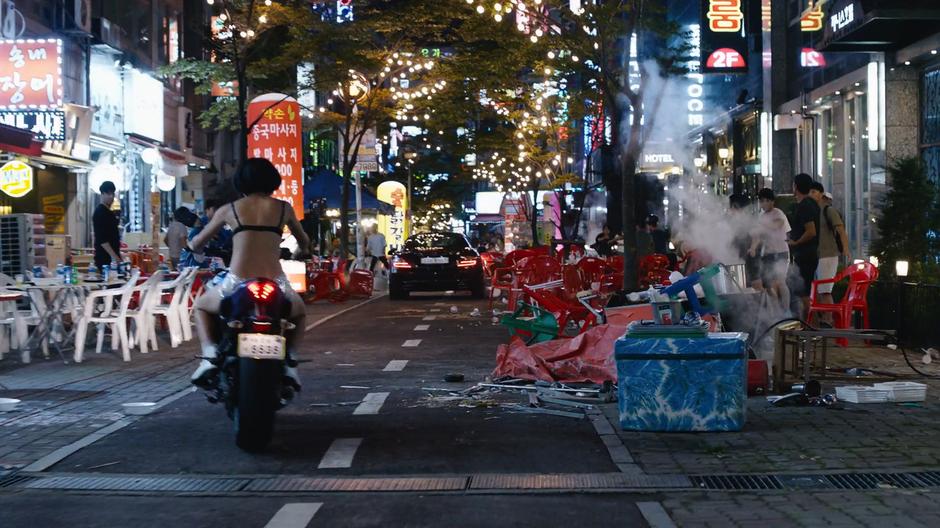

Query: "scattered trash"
(323, 351), (333, 355)
(873, 381), (927, 402)
(500, 297), (508, 304)
(835, 386), (890, 403)
(86, 461), (121, 470)
(491, 316), (499, 324)
(444, 373), (465, 383)
(503, 404), (585, 419)
(845, 368), (875, 377)
(336, 363), (355, 367)
(420, 387), (453, 392)
(492, 309), (501, 316)
(470, 308), (481, 317)
(339, 385), (370, 390)
(450, 306), (459, 313)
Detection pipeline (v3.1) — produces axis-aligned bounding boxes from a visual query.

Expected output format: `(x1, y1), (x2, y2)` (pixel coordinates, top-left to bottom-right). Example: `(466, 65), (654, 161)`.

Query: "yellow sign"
(377, 181), (409, 254)
(0, 160), (34, 198)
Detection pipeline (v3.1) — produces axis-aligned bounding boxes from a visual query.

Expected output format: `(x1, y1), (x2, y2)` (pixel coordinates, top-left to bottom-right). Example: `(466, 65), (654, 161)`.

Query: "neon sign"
(705, 48), (746, 69)
(706, 0), (744, 33)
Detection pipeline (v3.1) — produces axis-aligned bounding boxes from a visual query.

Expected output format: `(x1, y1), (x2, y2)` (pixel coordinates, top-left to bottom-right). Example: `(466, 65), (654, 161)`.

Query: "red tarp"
(492, 305), (653, 384)
(492, 304), (721, 384)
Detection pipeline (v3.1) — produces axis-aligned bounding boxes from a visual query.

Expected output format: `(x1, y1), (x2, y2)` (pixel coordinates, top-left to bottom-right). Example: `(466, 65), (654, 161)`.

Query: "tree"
(872, 157), (940, 279)
(466, 0), (687, 289)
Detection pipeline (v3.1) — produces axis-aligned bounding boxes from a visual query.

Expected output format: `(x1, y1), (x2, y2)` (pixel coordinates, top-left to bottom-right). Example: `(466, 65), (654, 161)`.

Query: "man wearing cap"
(93, 181), (122, 269)
(809, 182), (851, 315)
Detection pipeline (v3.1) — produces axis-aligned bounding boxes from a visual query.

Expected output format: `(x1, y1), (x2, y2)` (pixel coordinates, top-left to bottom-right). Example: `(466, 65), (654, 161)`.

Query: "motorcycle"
(200, 276), (297, 451)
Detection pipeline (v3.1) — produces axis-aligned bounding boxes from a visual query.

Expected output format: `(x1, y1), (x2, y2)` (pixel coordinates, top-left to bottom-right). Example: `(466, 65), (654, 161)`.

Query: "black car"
(389, 232), (486, 300)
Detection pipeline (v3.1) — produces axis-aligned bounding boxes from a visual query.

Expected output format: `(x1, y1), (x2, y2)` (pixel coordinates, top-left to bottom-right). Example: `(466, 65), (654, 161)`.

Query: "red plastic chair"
(488, 249), (537, 309)
(577, 257), (613, 289)
(479, 251), (501, 277)
(522, 273), (600, 338)
(507, 256), (562, 311)
(330, 268), (374, 302)
(638, 254), (672, 289)
(808, 262), (879, 345)
(310, 259), (348, 303)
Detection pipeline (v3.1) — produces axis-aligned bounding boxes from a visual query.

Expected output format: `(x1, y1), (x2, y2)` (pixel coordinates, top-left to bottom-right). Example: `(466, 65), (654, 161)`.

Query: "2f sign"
(706, 48), (746, 69)
(707, 0), (744, 33)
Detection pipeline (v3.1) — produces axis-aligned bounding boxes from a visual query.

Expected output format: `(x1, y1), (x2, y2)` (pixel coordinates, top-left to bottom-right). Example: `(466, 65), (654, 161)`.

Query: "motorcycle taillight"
(247, 280), (277, 303)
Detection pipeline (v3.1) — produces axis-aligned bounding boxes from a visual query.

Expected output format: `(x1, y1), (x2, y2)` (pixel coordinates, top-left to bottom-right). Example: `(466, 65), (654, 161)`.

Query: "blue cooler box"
(614, 332), (748, 432)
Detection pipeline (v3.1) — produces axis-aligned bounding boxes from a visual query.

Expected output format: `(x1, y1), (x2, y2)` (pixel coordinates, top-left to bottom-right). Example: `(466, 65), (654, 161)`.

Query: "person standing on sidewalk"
(809, 183), (851, 316)
(750, 188), (791, 312)
(366, 226), (389, 275)
(93, 181), (122, 269)
(165, 207), (192, 270)
(788, 173), (820, 319)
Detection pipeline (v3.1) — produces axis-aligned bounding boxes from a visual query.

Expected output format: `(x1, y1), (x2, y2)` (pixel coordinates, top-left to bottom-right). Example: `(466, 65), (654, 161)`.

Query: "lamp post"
(337, 70), (371, 262)
(404, 152), (417, 237)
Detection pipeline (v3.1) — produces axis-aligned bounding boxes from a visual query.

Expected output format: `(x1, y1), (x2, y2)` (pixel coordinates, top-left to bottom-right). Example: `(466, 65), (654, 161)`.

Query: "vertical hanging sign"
(247, 93), (304, 220)
(700, 0), (748, 73)
(377, 181), (408, 255)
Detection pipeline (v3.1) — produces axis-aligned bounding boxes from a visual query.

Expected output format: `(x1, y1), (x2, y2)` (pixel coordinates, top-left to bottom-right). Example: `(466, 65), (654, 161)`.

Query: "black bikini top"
(231, 201), (286, 236)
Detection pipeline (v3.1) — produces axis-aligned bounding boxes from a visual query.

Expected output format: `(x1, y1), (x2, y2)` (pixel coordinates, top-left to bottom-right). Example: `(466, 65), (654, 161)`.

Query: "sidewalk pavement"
(0, 296), (379, 472)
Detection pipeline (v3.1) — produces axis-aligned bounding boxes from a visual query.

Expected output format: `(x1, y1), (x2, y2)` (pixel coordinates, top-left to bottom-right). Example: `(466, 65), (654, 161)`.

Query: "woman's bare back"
(223, 195), (288, 279)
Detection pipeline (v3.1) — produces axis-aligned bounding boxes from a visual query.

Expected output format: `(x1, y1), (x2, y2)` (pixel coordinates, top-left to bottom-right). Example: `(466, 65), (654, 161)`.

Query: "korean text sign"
(247, 93), (304, 220)
(377, 181), (409, 255)
(700, 0), (748, 73)
(0, 39), (63, 109)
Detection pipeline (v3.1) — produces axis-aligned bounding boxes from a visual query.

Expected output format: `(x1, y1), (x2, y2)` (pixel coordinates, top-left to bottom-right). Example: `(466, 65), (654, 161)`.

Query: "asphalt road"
(1, 295), (657, 527)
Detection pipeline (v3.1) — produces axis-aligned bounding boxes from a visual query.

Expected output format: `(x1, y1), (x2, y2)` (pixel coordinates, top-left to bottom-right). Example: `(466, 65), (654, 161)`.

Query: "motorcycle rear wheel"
(234, 358), (281, 452)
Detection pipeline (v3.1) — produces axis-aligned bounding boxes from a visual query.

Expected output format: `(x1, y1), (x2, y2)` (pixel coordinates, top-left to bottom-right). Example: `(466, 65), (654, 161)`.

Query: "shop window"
(923, 69), (940, 148)
(924, 147), (940, 187)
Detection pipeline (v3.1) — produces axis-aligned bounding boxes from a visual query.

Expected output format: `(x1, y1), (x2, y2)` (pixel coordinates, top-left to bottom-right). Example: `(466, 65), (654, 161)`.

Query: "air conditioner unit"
(92, 17), (124, 51)
(73, 0), (92, 33)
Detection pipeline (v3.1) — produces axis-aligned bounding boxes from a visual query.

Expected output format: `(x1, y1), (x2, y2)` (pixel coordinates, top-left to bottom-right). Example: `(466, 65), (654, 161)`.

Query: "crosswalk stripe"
(264, 503), (323, 528)
(383, 360), (408, 372)
(402, 339), (422, 347)
(318, 438), (363, 469)
(413, 324), (430, 331)
(637, 502), (677, 528)
(353, 392), (390, 415)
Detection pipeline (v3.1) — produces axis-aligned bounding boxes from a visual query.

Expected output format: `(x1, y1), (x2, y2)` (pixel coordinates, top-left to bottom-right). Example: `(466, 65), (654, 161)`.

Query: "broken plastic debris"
(450, 306), (459, 313)
(470, 308), (481, 317)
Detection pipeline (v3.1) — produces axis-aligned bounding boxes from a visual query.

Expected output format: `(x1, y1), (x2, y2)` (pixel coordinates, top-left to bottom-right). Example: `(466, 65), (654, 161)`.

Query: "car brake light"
(247, 280), (277, 302)
(393, 260), (413, 269)
(457, 257), (479, 268)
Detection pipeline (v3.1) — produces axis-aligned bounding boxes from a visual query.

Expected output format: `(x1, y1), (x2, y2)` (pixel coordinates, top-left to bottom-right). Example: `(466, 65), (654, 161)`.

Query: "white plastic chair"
(125, 271), (165, 355)
(73, 271), (141, 363)
(176, 268), (200, 342)
(0, 273), (48, 363)
(150, 268), (195, 349)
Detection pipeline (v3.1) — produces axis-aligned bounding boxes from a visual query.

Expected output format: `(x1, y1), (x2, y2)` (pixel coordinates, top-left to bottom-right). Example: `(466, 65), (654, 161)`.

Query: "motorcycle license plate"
(237, 334), (286, 360)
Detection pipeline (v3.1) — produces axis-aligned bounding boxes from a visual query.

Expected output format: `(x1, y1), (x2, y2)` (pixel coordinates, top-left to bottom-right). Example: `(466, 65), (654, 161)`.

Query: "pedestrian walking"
(749, 188), (791, 312)
(93, 181), (122, 269)
(809, 183), (851, 317)
(647, 214), (669, 255)
(366, 226), (389, 275)
(787, 173), (820, 319)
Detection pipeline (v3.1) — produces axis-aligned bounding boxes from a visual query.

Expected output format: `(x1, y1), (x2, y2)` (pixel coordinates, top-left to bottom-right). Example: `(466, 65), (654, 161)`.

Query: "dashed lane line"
(637, 502), (678, 528)
(422, 315), (436, 321)
(352, 392), (390, 415)
(382, 360), (408, 372)
(264, 503), (323, 528)
(402, 339), (422, 347)
(413, 324), (430, 331)
(317, 438), (363, 469)
(428, 309), (442, 312)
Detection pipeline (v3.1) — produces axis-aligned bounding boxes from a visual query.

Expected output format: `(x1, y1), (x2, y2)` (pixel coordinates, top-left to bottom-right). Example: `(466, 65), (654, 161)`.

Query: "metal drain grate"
(23, 475), (249, 493)
(693, 472), (940, 491)
(246, 476), (468, 492)
(690, 475), (783, 491)
(469, 473), (691, 490)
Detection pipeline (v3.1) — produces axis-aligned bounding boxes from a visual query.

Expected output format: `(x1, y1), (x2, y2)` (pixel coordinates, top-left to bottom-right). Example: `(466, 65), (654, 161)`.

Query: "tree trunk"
(619, 110), (644, 292)
(339, 163), (352, 259)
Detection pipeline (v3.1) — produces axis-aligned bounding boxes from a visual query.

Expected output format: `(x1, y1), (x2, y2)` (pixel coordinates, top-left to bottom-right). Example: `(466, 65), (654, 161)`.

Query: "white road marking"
(264, 503), (323, 528)
(637, 502), (678, 528)
(422, 315), (436, 321)
(413, 324), (430, 331)
(402, 339), (422, 347)
(429, 308), (442, 312)
(353, 392), (390, 415)
(317, 438), (363, 469)
(336, 363), (355, 367)
(383, 360), (408, 372)
(305, 294), (386, 331)
(339, 385), (370, 389)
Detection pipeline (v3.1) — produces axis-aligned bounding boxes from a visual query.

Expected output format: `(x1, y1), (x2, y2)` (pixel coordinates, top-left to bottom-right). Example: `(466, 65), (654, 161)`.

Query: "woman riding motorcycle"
(189, 158), (309, 389)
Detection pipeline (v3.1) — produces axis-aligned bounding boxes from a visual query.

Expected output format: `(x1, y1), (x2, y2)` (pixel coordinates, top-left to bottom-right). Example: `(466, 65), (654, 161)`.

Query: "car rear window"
(405, 233), (469, 252)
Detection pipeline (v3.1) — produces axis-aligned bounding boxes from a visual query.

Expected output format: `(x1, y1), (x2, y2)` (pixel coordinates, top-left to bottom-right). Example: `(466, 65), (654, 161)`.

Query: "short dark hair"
(99, 181), (116, 194)
(757, 188), (775, 202)
(729, 193), (749, 209)
(234, 158), (282, 195)
(794, 173), (814, 195)
(809, 181), (824, 193)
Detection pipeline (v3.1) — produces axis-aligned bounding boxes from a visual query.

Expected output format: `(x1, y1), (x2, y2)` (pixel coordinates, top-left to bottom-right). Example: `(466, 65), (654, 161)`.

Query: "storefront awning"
(819, 0), (940, 52)
(0, 123), (43, 157)
(35, 150), (94, 171)
(158, 147), (189, 178)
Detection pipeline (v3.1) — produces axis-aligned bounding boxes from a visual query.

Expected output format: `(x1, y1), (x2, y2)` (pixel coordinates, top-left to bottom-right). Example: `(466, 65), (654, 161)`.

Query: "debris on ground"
(444, 373), (465, 383)
(470, 308), (481, 317)
(450, 306), (459, 313)
(308, 400), (363, 407)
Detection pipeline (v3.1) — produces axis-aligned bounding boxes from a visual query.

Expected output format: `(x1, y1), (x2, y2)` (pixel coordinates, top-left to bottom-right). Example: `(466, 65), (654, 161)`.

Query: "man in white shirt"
(749, 188), (791, 313)
(366, 226), (388, 274)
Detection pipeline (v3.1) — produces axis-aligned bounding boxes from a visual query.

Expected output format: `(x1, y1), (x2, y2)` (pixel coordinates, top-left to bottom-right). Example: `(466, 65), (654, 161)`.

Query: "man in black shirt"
(93, 181), (121, 268)
(787, 173), (820, 318)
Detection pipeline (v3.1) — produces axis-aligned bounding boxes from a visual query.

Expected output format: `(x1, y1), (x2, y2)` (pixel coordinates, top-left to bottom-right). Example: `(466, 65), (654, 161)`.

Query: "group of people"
(739, 173), (850, 319)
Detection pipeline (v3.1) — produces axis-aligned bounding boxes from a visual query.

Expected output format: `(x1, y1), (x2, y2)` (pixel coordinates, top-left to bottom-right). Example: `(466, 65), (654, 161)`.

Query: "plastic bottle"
(109, 263), (118, 282)
(102, 264), (110, 282)
(56, 264), (65, 284)
(64, 265), (72, 285)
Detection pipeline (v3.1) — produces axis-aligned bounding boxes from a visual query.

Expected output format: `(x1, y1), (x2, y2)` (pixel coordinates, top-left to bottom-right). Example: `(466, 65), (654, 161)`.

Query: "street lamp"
(895, 260), (909, 277)
(338, 70), (371, 261)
